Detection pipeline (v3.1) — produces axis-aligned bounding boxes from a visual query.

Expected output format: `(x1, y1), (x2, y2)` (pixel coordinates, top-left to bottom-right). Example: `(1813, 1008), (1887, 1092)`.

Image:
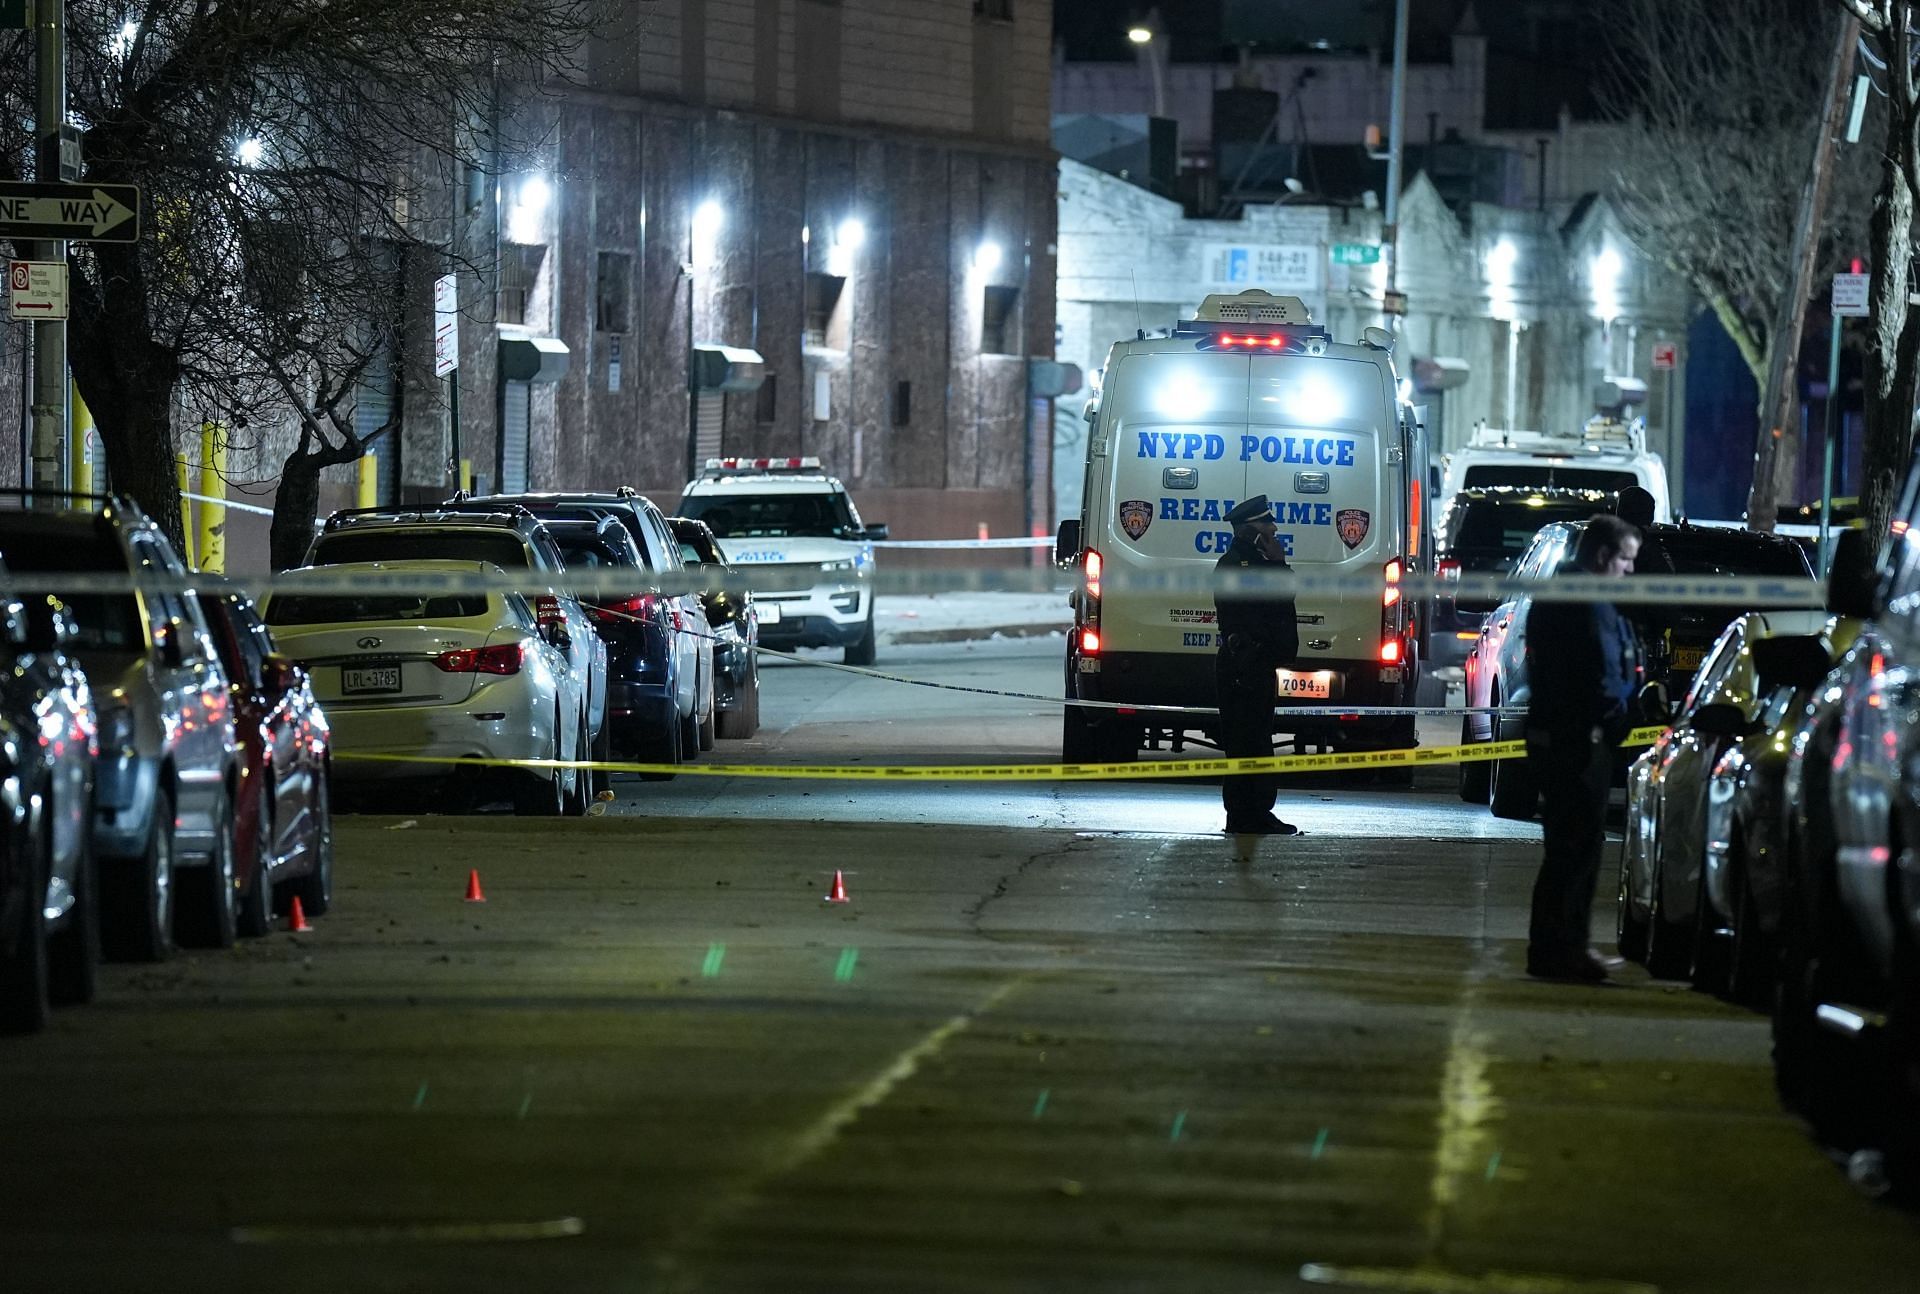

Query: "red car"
(195, 587), (334, 934)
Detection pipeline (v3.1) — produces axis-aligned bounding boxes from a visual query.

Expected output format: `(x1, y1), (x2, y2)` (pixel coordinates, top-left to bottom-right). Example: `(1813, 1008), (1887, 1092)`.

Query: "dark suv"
(1430, 487), (1614, 672)
(668, 516), (760, 739)
(1462, 518), (1814, 817)
(0, 497), (241, 960)
(1774, 468), (1920, 1179)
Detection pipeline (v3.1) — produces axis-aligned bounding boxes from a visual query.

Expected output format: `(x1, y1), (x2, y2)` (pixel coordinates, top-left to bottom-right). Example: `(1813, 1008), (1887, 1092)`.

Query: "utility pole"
(1382, 0), (1410, 327)
(1746, 10), (1858, 532)
(29, 0), (67, 499)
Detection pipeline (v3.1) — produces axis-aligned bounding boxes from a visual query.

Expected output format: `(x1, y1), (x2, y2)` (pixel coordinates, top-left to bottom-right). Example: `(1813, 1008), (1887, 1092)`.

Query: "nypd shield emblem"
(1335, 508), (1371, 550)
(1119, 499), (1153, 540)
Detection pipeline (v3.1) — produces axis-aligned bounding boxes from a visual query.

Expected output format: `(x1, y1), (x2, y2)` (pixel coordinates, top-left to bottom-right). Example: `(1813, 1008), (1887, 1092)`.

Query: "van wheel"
(1063, 703), (1102, 763)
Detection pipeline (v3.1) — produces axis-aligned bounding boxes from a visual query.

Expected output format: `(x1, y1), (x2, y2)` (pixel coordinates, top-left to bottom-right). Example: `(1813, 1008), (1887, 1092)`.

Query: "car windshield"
(0, 523), (144, 652)
(1462, 465), (1642, 493)
(679, 491), (857, 539)
(312, 530), (532, 569)
(1444, 497), (1606, 564)
(266, 593), (493, 626)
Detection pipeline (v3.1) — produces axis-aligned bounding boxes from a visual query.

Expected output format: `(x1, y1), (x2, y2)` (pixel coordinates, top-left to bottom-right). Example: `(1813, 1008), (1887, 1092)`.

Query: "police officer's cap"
(1225, 495), (1274, 527)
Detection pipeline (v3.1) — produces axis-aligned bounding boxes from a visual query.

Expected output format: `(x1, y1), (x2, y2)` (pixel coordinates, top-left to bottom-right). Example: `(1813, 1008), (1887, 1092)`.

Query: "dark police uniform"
(1524, 564), (1641, 975)
(1213, 496), (1299, 832)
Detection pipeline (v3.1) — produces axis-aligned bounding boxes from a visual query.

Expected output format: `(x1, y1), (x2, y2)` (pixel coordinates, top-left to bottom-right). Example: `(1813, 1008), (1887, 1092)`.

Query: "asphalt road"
(4, 639), (1918, 1292)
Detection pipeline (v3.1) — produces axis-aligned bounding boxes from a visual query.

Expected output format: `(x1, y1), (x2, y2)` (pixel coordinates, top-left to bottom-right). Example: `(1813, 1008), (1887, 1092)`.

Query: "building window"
(980, 285), (1020, 355)
(497, 243), (545, 326)
(805, 271), (848, 350)
(596, 252), (631, 332)
(891, 380), (912, 427)
(974, 0), (1013, 20)
(756, 374), (778, 425)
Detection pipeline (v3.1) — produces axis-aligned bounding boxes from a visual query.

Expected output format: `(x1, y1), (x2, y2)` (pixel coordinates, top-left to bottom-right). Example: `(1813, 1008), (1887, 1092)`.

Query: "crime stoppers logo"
(1335, 508), (1371, 550)
(1119, 499), (1153, 540)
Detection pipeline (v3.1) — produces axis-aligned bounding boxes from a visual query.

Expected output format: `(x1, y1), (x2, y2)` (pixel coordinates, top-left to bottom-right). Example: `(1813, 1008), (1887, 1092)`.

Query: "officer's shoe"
(1525, 948), (1609, 984)
(1225, 813), (1300, 836)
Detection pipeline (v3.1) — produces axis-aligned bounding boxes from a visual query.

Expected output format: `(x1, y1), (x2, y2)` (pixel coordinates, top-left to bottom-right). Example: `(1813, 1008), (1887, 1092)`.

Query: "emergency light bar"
(701, 456), (824, 476)
(1173, 320), (1333, 354)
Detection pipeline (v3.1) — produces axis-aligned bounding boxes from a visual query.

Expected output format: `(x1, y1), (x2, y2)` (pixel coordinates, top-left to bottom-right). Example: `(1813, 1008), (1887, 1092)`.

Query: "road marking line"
(1031, 1088), (1050, 1119)
(1298, 1264), (1657, 1293)
(1169, 1109), (1188, 1142)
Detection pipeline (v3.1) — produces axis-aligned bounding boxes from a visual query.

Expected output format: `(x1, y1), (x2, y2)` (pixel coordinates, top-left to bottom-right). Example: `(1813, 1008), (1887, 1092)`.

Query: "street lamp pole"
(1383, 0), (1410, 324)
(29, 0), (68, 497)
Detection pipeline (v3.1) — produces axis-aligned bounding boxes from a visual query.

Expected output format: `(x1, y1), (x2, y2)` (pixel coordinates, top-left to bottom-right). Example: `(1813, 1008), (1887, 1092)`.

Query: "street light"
(1128, 9), (1167, 118)
(973, 240), (1003, 276)
(692, 199), (725, 269)
(1127, 26), (1153, 43)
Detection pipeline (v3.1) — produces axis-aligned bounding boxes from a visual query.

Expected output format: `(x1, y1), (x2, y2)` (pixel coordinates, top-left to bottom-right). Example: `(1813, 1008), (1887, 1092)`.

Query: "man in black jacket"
(1213, 495), (1300, 836)
(1524, 514), (1643, 982)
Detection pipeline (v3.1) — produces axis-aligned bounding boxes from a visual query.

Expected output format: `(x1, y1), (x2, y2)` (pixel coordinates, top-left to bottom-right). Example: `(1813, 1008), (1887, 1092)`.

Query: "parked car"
(307, 506), (608, 813)
(668, 515), (760, 739)
(193, 585), (334, 932)
(538, 514), (696, 775)
(1697, 624), (1857, 1005)
(1616, 608), (1832, 980)
(1430, 486), (1613, 674)
(458, 491), (714, 760)
(265, 561), (593, 816)
(0, 570), (99, 1033)
(0, 496), (241, 959)
(1461, 518), (1816, 817)
(1774, 494), (1920, 1169)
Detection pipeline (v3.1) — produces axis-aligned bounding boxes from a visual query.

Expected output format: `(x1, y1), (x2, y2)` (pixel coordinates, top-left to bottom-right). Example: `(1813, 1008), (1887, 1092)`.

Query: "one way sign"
(0, 182), (140, 243)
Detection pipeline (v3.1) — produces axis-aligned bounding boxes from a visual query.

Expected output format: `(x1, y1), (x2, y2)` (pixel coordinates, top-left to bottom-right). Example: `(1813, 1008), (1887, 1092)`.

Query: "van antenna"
(1131, 270), (1145, 339)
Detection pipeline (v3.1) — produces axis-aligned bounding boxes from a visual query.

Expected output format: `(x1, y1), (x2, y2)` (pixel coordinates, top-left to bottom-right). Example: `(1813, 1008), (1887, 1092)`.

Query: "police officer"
(1213, 495), (1300, 836)
(1523, 513), (1642, 982)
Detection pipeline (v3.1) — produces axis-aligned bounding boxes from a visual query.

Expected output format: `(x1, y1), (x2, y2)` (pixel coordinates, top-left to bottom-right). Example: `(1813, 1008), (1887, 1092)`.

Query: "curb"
(884, 622), (1070, 646)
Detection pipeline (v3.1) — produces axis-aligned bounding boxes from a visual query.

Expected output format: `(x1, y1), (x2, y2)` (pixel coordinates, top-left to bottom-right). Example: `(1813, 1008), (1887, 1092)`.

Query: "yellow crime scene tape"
(329, 726), (1667, 783)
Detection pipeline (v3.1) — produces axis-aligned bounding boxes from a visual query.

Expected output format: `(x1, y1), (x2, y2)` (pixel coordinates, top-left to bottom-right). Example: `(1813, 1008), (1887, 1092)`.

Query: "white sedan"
(262, 561), (593, 816)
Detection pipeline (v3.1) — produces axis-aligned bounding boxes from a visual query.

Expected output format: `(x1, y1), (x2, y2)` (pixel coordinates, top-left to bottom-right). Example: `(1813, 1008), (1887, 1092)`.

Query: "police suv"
(677, 458), (886, 665)
(1056, 290), (1431, 762)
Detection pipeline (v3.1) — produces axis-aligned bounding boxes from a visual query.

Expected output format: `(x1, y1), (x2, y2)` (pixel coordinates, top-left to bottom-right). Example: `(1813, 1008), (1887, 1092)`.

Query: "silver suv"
(0, 496), (241, 960)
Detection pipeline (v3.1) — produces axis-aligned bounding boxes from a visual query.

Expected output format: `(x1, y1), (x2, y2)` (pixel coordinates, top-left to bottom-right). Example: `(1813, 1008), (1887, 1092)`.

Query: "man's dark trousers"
(1527, 727), (1612, 961)
(1218, 647), (1278, 822)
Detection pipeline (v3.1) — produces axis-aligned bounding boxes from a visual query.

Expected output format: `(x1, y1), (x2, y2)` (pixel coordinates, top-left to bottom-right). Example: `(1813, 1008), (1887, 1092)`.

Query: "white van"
(1055, 290), (1431, 763)
(1435, 409), (1671, 539)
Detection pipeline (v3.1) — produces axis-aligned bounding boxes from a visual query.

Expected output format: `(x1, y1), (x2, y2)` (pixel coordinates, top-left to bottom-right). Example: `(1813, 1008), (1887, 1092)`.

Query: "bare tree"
(1827, 1), (1920, 542)
(1607, 0), (1876, 395)
(0, 2), (600, 562)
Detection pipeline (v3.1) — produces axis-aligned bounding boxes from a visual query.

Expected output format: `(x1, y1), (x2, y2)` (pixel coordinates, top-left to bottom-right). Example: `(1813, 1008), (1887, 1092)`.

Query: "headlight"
(100, 706), (135, 757)
(820, 559), (855, 575)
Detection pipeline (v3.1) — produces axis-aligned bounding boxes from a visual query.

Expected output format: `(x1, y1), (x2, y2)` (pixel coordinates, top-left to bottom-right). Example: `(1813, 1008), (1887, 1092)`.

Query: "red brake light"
(1379, 638), (1403, 664)
(434, 642), (525, 675)
(1437, 559), (1461, 581)
(534, 594), (564, 626)
(1383, 558), (1403, 608)
(1084, 548), (1103, 601)
(587, 595), (652, 625)
(1081, 627), (1101, 655)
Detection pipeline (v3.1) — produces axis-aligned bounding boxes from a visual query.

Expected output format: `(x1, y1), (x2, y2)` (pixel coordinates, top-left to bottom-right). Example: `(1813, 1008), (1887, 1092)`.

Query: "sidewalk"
(876, 591), (1072, 646)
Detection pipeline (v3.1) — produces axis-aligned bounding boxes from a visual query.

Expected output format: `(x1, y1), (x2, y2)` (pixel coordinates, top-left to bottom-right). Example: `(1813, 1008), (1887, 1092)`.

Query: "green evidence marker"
(701, 943), (726, 978)
(833, 947), (859, 983)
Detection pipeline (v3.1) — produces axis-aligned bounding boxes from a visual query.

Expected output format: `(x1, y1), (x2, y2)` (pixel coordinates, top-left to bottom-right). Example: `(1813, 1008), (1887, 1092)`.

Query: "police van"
(677, 457), (886, 665)
(1055, 290), (1431, 762)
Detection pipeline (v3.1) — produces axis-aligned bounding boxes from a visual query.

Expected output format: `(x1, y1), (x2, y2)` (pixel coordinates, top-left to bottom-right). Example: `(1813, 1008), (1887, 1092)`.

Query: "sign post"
(1822, 267), (1872, 570)
(1651, 340), (1677, 370)
(28, 0), (67, 499)
(433, 273), (462, 489)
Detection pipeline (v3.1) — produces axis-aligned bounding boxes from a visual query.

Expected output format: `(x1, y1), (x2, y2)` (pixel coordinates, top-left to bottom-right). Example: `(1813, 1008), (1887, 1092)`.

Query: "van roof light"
(701, 457), (824, 476)
(1190, 290), (1313, 325)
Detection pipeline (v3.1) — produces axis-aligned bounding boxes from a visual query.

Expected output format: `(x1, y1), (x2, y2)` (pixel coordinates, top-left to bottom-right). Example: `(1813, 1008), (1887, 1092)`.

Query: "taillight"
(1382, 558), (1403, 608)
(1084, 548), (1103, 601)
(534, 594), (564, 627)
(434, 642), (525, 675)
(1436, 559), (1461, 582)
(1081, 627), (1101, 655)
(1379, 638), (1402, 664)
(588, 594), (652, 626)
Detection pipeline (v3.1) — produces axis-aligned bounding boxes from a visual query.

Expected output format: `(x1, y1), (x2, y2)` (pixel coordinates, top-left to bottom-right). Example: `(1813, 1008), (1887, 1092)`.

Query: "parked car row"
(0, 493), (334, 1034)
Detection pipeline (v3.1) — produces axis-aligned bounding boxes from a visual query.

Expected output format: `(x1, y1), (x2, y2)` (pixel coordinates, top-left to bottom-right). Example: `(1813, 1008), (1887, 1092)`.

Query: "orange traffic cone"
(289, 896), (312, 932)
(824, 870), (850, 904)
(464, 869), (487, 903)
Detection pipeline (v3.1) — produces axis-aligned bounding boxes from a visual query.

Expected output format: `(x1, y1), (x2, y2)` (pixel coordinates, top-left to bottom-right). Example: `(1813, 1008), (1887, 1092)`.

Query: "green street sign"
(0, 0), (32, 29)
(1331, 243), (1382, 266)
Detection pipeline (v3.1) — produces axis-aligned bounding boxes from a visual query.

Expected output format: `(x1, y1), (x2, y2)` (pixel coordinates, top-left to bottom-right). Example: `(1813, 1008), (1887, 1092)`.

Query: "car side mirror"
(864, 523), (890, 541)
(261, 653), (300, 697)
(1751, 634), (1833, 691)
(543, 621), (572, 651)
(1056, 518), (1082, 566)
(1689, 701), (1762, 739)
(1637, 680), (1673, 724)
(1826, 528), (1882, 619)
